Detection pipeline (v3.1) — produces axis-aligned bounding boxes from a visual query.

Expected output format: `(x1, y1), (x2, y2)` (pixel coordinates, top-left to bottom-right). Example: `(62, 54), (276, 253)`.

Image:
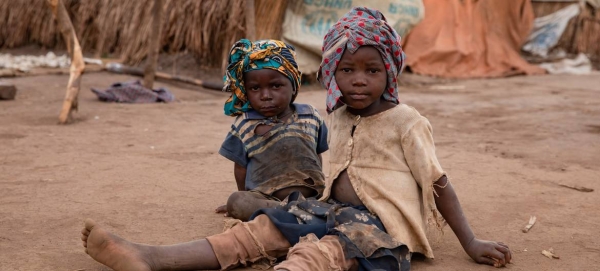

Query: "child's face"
(243, 69), (294, 118)
(335, 46), (387, 114)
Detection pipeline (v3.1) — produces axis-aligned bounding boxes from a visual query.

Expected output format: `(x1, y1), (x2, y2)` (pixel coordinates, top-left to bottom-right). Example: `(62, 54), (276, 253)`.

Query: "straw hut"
(0, 0), (287, 67)
(3, 0), (597, 69)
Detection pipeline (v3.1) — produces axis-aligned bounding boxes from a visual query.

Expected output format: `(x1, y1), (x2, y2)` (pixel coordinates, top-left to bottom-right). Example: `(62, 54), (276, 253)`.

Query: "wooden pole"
(245, 0), (256, 41)
(47, 0), (85, 124)
(106, 63), (223, 90)
(143, 0), (164, 89)
(569, 0), (586, 53)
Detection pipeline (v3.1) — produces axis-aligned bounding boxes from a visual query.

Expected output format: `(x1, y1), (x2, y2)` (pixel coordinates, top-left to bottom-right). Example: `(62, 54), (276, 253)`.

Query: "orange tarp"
(403, 0), (546, 78)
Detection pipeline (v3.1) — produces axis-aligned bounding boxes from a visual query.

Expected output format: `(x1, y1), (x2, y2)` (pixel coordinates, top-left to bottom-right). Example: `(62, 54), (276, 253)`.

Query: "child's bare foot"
(81, 219), (155, 271)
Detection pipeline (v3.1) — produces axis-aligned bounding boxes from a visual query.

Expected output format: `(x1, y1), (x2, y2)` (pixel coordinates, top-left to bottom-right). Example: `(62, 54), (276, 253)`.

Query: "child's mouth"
(349, 94), (368, 100)
(261, 106), (278, 112)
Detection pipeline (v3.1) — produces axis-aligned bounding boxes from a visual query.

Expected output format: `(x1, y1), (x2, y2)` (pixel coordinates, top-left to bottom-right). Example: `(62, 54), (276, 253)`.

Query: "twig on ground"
(558, 184), (594, 192)
(522, 216), (537, 233)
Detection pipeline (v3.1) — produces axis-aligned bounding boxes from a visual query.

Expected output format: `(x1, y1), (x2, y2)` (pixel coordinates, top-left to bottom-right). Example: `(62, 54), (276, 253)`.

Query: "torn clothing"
(207, 215), (358, 271)
(206, 214), (290, 270)
(322, 104), (446, 258)
(275, 234), (356, 271)
(219, 103), (328, 197)
(251, 192), (410, 271)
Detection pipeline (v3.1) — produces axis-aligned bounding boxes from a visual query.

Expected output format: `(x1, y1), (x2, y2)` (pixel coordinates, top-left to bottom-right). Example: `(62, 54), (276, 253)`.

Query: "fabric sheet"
(403, 0), (546, 78)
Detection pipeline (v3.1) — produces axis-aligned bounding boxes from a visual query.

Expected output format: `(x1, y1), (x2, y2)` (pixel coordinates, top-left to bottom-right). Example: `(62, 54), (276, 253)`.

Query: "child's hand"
(465, 238), (512, 268)
(214, 205), (229, 217)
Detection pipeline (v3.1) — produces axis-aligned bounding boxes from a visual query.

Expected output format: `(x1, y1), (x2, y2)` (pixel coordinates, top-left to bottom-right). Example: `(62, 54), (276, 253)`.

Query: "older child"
(80, 7), (511, 271)
(214, 39), (329, 221)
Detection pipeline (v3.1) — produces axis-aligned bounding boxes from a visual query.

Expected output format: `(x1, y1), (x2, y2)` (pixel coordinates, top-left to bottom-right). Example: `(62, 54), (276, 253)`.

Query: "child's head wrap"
(223, 39), (302, 116)
(318, 7), (406, 113)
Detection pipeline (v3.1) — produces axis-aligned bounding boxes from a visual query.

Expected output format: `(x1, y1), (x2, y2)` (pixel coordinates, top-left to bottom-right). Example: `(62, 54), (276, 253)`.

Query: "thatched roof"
(4, 0), (596, 67)
(0, 0), (287, 67)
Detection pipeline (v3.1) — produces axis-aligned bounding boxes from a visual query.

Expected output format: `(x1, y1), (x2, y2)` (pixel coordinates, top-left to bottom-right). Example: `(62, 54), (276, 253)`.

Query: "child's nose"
(260, 89), (272, 100)
(351, 74), (367, 86)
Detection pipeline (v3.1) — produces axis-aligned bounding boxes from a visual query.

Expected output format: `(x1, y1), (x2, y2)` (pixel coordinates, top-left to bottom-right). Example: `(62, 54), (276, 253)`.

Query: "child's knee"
(275, 234), (357, 271)
(206, 215), (290, 270)
(226, 191), (249, 216)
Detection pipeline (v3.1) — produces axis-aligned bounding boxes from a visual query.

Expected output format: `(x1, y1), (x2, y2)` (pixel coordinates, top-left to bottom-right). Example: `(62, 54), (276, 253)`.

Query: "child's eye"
(272, 84), (282, 89)
(368, 69), (380, 74)
(248, 86), (260, 91)
(341, 68), (352, 73)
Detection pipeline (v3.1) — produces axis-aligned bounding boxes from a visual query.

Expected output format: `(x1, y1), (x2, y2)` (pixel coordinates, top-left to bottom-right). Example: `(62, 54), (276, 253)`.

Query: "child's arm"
(434, 175), (512, 267)
(234, 163), (247, 191)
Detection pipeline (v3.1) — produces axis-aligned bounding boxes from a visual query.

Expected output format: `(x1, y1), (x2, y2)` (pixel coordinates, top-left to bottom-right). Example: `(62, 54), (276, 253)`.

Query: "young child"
(214, 39), (329, 221)
(80, 7), (511, 271)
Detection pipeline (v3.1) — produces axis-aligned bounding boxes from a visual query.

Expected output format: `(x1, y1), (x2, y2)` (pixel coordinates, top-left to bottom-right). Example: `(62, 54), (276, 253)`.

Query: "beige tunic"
(321, 104), (445, 258)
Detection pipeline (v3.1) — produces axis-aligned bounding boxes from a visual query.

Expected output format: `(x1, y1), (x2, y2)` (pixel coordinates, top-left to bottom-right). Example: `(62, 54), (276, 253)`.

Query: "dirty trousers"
(206, 214), (356, 271)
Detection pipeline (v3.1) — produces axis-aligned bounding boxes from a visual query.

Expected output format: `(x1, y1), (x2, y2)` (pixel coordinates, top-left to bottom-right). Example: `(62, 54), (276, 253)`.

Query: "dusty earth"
(1, 71), (599, 271)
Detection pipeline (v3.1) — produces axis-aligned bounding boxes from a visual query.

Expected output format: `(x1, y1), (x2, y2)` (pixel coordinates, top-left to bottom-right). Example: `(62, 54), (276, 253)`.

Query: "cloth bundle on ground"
(91, 80), (175, 103)
(403, 0), (546, 78)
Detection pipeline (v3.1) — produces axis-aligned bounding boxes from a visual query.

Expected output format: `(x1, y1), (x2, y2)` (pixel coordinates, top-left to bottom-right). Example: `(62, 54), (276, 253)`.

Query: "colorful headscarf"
(223, 39), (302, 116)
(319, 7), (406, 113)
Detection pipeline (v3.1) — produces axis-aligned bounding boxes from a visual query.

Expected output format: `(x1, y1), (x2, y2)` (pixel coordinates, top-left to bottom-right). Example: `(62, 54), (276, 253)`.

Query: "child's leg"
(81, 219), (219, 271)
(207, 214), (291, 269)
(227, 191), (280, 221)
(81, 215), (290, 271)
(274, 234), (357, 271)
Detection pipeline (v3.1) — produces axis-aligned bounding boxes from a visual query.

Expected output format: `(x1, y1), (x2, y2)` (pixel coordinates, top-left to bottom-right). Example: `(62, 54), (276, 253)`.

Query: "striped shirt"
(219, 103), (328, 196)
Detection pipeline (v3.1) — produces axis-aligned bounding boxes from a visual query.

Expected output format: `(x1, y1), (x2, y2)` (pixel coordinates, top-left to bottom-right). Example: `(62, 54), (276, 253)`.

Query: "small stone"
(0, 82), (17, 100)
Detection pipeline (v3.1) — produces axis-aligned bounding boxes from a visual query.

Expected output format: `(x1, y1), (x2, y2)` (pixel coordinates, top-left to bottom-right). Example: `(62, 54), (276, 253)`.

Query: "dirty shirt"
(321, 104), (446, 258)
(219, 103), (328, 196)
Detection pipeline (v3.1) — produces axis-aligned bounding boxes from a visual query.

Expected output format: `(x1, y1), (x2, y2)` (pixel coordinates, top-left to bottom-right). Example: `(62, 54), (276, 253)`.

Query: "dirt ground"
(1, 70), (599, 271)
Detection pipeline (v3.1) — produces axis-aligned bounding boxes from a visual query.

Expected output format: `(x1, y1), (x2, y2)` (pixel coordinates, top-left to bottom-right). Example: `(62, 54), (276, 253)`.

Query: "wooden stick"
(106, 63), (223, 90)
(47, 0), (85, 124)
(569, 0), (586, 53)
(558, 184), (594, 192)
(245, 0), (256, 41)
(143, 0), (164, 89)
(0, 66), (104, 78)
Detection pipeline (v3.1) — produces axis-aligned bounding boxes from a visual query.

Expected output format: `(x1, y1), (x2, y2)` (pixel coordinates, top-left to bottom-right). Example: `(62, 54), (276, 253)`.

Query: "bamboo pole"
(47, 0), (85, 124)
(143, 0), (164, 89)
